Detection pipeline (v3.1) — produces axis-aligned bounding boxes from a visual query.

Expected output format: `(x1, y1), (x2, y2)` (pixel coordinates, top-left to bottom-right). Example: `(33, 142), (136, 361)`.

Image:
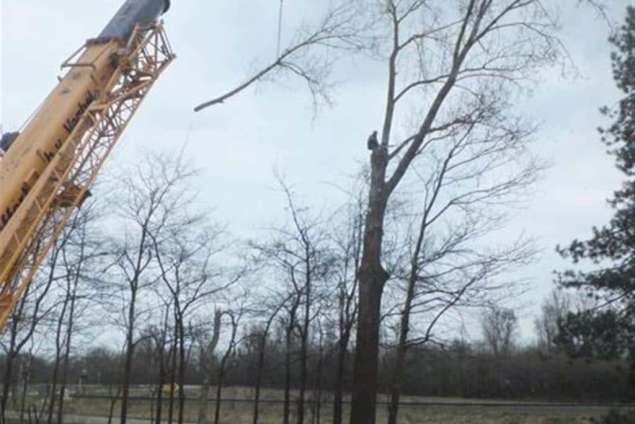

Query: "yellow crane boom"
(0, 0), (175, 329)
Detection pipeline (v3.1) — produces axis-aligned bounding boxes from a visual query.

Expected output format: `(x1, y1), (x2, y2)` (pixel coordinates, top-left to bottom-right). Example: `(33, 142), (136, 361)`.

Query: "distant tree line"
(0, 150), (630, 424)
(0, 327), (631, 404)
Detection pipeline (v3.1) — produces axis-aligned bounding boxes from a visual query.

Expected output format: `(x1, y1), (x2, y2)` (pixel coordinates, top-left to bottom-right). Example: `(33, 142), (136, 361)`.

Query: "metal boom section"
(0, 23), (175, 329)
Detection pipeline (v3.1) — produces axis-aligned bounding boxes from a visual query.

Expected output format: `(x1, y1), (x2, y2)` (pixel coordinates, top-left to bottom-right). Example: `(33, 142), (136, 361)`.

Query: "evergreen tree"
(557, 6), (635, 390)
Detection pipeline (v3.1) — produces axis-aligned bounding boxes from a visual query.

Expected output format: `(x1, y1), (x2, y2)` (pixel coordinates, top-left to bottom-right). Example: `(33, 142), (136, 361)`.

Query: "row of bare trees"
(3, 138), (534, 424)
(1, 0), (613, 423)
(0, 0), (615, 422)
(192, 1), (609, 423)
(1, 6), (609, 421)
(0, 153), (241, 424)
(3, 279), (631, 420)
(0, 139), (538, 424)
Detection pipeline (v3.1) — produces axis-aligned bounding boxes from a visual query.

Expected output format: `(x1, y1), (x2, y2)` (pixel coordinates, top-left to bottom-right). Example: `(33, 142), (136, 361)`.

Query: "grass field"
(11, 386), (633, 423)
(10, 402), (620, 424)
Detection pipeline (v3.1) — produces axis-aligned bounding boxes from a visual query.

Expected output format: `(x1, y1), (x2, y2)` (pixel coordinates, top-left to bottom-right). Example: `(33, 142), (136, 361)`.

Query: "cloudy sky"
(1, 0), (634, 341)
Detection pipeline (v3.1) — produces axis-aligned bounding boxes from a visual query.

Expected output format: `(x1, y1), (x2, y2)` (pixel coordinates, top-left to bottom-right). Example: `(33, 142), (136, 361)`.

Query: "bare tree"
(371, 88), (541, 423)
(310, 319), (326, 424)
(534, 290), (572, 355)
(197, 310), (222, 424)
(1, 239), (61, 420)
(482, 307), (518, 357)
(212, 308), (243, 424)
(109, 153), (197, 424)
(152, 220), (236, 424)
(144, 313), (171, 424)
(251, 294), (290, 424)
(51, 202), (104, 424)
(348, 2), (569, 419)
(328, 189), (364, 424)
(249, 179), (333, 424)
(282, 298), (301, 424)
(192, 1), (608, 421)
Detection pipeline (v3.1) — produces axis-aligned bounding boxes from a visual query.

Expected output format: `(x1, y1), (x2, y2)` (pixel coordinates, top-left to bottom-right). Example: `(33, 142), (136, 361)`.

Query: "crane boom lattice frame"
(0, 23), (174, 328)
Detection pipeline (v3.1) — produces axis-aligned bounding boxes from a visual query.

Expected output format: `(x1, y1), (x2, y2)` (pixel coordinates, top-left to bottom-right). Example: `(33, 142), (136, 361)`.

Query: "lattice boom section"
(0, 24), (174, 328)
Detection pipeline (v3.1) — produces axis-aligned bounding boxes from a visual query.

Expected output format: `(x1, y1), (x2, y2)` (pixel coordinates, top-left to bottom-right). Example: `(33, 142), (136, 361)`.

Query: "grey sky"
(1, 0), (633, 342)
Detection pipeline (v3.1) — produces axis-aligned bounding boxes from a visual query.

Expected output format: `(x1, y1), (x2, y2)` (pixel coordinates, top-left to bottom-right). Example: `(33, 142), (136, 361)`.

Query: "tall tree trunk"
(251, 334), (267, 424)
(386, 305), (412, 424)
(350, 279), (385, 424)
(2, 306), (23, 419)
(198, 311), (222, 424)
(350, 147), (390, 424)
(120, 288), (138, 424)
(253, 306), (284, 424)
(212, 366), (225, 424)
(48, 291), (70, 424)
(283, 317), (296, 424)
(213, 315), (237, 424)
(177, 317), (187, 424)
(197, 377), (211, 424)
(155, 346), (166, 424)
(298, 268), (311, 424)
(106, 385), (121, 424)
(333, 330), (351, 424)
(47, 304), (66, 424)
(387, 234), (424, 424)
(57, 277), (79, 424)
(313, 335), (324, 424)
(56, 282), (77, 424)
(168, 328), (178, 424)
(1, 352), (15, 420)
(18, 359), (29, 424)
(629, 345), (635, 400)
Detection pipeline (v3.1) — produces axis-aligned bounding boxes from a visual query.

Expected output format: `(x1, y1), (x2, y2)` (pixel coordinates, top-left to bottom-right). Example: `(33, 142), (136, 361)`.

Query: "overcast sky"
(1, 0), (634, 342)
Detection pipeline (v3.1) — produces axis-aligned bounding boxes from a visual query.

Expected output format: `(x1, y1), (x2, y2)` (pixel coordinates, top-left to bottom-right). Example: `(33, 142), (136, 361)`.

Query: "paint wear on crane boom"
(96, 0), (171, 43)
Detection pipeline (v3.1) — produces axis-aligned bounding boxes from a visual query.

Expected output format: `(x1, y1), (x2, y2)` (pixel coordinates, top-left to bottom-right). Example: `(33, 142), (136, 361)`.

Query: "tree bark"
(155, 345), (166, 424)
(629, 346), (635, 400)
(2, 295), (28, 419)
(283, 317), (295, 424)
(332, 336), (348, 424)
(47, 299), (67, 424)
(386, 279), (415, 424)
(177, 314), (186, 424)
(168, 327), (177, 424)
(312, 331), (324, 424)
(213, 315), (237, 424)
(350, 148), (390, 424)
(198, 310), (222, 424)
(333, 298), (354, 424)
(57, 285), (77, 424)
(252, 312), (278, 424)
(18, 359), (30, 424)
(119, 287), (138, 424)
(297, 259), (312, 424)
(252, 333), (267, 424)
(1, 263), (55, 421)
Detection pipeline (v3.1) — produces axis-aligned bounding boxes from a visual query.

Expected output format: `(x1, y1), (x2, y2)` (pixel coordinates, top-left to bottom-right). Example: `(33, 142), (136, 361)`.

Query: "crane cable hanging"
(276, 0), (284, 57)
